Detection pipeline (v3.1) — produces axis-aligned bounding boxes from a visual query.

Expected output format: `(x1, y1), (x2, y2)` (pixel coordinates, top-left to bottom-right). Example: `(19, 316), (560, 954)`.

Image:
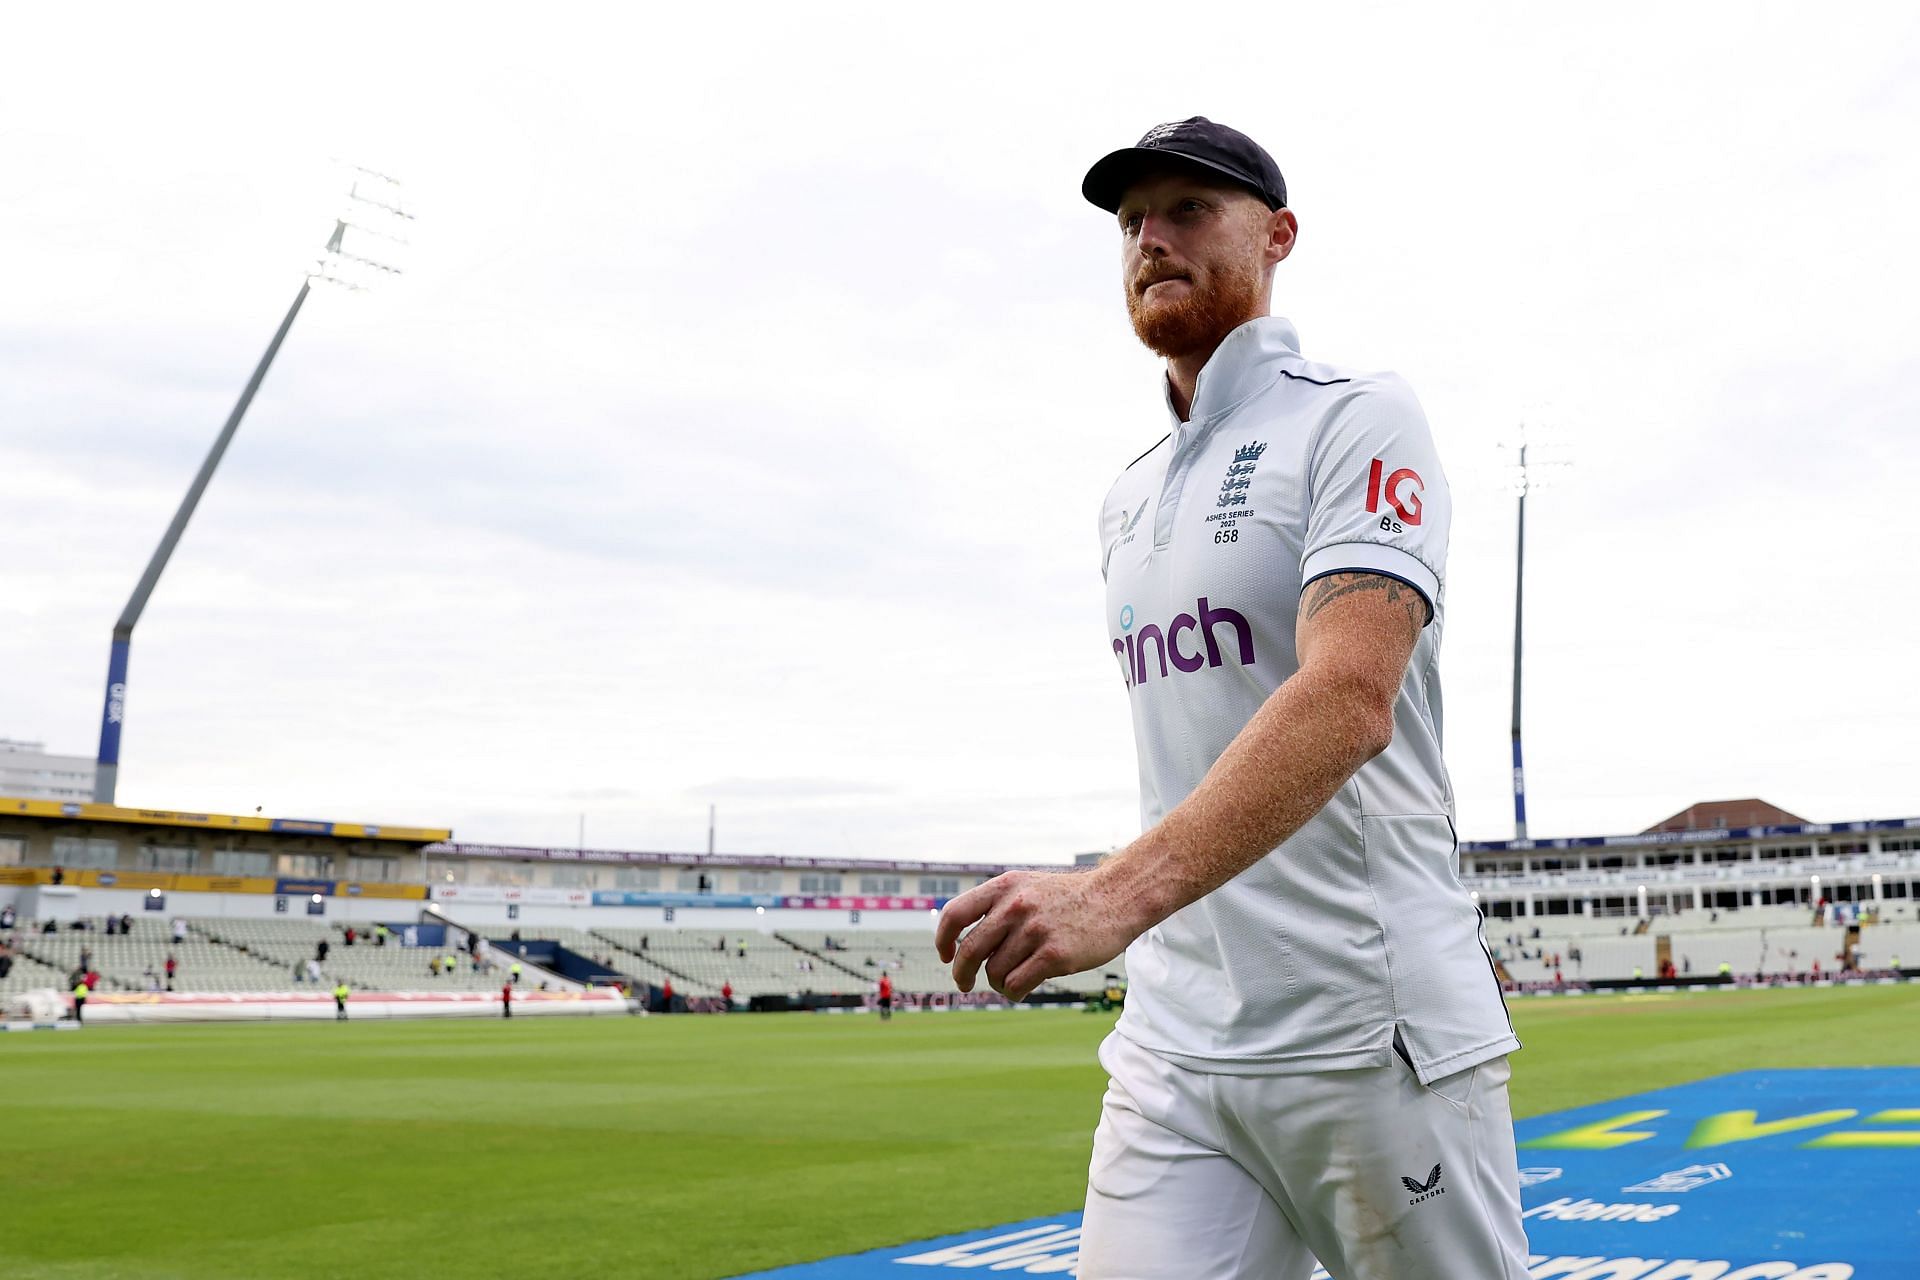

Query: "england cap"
(1081, 117), (1287, 214)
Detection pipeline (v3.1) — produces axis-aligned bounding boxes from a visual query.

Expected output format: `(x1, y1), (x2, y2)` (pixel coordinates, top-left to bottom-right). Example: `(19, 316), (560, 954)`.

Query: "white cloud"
(3, 3), (1917, 860)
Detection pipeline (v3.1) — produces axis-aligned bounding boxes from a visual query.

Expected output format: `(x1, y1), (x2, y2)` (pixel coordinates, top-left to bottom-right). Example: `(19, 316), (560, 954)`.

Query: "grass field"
(3, 985), (1916, 1279)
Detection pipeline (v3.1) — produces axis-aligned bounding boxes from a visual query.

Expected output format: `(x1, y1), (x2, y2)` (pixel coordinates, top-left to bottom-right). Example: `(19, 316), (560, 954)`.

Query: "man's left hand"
(934, 868), (1142, 1002)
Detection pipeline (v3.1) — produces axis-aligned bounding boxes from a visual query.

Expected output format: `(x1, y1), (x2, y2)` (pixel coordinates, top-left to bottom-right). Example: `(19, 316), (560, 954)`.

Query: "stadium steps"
(0, 949), (70, 995)
(771, 932), (869, 983)
(588, 931), (711, 995)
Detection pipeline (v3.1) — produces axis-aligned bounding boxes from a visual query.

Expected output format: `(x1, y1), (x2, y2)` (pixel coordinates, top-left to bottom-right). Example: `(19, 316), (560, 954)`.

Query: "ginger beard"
(1125, 239), (1268, 360)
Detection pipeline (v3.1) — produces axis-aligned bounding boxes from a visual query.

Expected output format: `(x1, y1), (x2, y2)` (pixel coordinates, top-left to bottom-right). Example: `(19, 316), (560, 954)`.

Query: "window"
(612, 868), (661, 890)
(549, 866), (601, 889)
(859, 876), (902, 895)
(426, 858), (467, 885)
(799, 874), (842, 894)
(137, 844), (198, 872)
(677, 871), (713, 893)
(918, 877), (961, 896)
(276, 853), (330, 878)
(51, 836), (119, 870)
(0, 836), (24, 867)
(212, 850), (272, 877)
(737, 870), (777, 892)
(347, 856), (398, 883)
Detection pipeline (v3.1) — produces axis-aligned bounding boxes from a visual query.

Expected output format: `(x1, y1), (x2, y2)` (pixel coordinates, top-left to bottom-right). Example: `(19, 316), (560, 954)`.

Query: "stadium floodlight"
(1494, 428), (1572, 841)
(91, 166), (411, 804)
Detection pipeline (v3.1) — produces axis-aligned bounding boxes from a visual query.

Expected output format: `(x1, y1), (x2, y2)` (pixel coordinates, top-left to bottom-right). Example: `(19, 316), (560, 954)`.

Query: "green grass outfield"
(3, 985), (1916, 1279)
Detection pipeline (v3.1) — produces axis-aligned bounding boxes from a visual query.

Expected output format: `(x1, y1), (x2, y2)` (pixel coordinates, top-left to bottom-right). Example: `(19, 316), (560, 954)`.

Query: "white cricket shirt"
(1100, 316), (1517, 1084)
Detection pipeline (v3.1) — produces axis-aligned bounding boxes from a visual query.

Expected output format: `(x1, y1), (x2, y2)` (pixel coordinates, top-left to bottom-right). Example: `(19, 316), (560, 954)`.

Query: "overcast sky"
(4, 4), (1916, 863)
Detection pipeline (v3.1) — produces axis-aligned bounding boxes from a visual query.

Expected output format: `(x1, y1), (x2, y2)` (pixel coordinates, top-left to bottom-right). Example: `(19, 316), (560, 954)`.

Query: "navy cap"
(1082, 117), (1286, 214)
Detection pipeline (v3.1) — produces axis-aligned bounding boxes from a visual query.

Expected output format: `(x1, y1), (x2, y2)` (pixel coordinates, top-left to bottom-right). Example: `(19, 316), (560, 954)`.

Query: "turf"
(2, 985), (1916, 1279)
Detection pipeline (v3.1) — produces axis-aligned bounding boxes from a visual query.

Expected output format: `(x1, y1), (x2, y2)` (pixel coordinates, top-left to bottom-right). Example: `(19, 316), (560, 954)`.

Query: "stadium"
(7, 10), (1920, 1280)
(3, 788), (1916, 1276)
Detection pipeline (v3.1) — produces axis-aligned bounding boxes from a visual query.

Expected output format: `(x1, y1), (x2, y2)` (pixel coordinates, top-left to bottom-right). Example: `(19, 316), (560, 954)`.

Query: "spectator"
(294, 961), (307, 984)
(120, 913), (133, 934)
(343, 928), (356, 947)
(106, 914), (119, 936)
(171, 917), (187, 944)
(165, 953), (178, 991)
(660, 978), (674, 1014)
(145, 966), (162, 992)
(305, 958), (323, 985)
(640, 934), (649, 951)
(736, 941), (746, 959)
(510, 928), (521, 942)
(79, 944), (93, 972)
(721, 980), (733, 1007)
(42, 918), (57, 934)
(0, 903), (12, 929)
(316, 938), (330, 963)
(375, 924), (389, 947)
(427, 959), (440, 979)
(86, 967), (100, 991)
(51, 865), (65, 885)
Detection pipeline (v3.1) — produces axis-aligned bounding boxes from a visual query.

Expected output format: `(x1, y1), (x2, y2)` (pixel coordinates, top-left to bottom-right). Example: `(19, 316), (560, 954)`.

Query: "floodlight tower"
(1502, 428), (1568, 842)
(91, 167), (411, 804)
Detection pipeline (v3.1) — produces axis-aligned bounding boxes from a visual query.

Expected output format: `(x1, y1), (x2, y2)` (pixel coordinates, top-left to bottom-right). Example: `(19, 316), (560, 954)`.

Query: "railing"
(1462, 850), (1920, 894)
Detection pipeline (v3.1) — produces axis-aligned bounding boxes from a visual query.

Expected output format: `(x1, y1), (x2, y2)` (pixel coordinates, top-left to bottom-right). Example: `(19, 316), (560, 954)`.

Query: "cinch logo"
(1112, 597), (1255, 688)
(1365, 458), (1424, 527)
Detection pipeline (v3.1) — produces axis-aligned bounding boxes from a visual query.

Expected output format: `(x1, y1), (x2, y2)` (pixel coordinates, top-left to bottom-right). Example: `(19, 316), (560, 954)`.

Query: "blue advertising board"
(733, 1069), (1915, 1278)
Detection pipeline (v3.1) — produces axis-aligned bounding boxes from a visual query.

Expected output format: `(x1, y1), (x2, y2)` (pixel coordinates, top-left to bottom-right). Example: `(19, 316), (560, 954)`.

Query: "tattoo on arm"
(1301, 572), (1429, 638)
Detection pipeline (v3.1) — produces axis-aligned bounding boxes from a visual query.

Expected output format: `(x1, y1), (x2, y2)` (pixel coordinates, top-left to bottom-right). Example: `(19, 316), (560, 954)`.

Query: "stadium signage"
(730, 1071), (1907, 1280)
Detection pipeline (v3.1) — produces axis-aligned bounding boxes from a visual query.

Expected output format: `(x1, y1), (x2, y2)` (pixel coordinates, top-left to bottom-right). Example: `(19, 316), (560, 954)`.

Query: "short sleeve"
(1299, 374), (1450, 623)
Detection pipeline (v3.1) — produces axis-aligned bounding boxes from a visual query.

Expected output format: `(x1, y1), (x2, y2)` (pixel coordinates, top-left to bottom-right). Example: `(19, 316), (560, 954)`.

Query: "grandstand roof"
(1645, 799), (1809, 834)
(0, 796), (449, 844)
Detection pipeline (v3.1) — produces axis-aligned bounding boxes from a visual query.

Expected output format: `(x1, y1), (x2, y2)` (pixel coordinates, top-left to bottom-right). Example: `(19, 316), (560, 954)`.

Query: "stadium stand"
(195, 917), (510, 992)
(11, 917), (288, 992)
(590, 928), (859, 998)
(780, 930), (1127, 995)
(0, 946), (71, 996)
(487, 925), (681, 992)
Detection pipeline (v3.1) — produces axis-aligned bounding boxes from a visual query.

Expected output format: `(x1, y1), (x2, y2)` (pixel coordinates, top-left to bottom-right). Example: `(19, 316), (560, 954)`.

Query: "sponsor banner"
(777, 895), (944, 912)
(430, 885), (591, 906)
(84, 870), (172, 891)
(0, 795), (448, 843)
(77, 988), (627, 1024)
(587, 891), (783, 909)
(275, 877), (335, 897)
(334, 881), (429, 901)
(731, 1069), (1910, 1278)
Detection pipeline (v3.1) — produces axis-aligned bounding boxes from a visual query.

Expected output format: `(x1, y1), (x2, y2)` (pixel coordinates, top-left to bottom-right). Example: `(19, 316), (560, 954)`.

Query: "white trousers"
(1079, 1031), (1531, 1280)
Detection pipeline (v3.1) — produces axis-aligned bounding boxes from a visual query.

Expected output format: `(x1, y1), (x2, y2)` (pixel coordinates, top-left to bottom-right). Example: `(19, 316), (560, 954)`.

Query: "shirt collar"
(1164, 315), (1303, 428)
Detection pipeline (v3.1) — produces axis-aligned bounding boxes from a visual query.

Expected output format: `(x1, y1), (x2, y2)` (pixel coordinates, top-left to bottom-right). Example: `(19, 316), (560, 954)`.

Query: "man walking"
(935, 118), (1526, 1279)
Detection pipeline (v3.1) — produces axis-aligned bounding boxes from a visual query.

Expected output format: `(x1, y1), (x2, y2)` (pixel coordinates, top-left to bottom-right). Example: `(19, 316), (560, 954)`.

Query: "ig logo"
(1365, 458), (1424, 533)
